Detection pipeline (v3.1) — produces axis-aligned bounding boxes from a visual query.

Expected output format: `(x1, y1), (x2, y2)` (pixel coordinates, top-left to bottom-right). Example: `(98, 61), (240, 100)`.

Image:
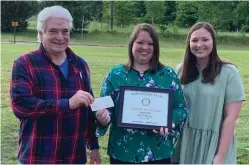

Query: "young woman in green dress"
(176, 22), (245, 164)
(95, 23), (188, 164)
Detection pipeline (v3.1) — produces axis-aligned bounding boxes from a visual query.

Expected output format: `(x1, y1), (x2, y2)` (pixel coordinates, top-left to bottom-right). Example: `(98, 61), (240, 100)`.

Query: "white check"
(90, 96), (114, 111)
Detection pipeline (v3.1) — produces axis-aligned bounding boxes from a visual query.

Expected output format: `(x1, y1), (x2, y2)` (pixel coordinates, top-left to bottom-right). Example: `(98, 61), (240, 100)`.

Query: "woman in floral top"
(95, 23), (188, 164)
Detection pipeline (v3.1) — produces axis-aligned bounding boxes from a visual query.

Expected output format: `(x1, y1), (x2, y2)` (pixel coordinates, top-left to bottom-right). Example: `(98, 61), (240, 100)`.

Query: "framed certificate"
(117, 85), (173, 131)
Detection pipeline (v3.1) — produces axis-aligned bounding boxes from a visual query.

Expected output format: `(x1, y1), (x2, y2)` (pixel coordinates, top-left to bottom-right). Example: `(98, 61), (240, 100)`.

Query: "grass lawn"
(2, 29), (249, 51)
(1, 44), (249, 164)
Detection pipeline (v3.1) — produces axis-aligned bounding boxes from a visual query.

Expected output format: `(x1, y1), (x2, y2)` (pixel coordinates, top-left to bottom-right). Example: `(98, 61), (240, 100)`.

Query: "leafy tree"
(196, 1), (215, 24)
(164, 1), (177, 25)
(114, 1), (136, 27)
(197, 2), (238, 31)
(109, 1), (114, 30)
(208, 2), (237, 31)
(102, 1), (110, 24)
(102, 1), (113, 29)
(145, 1), (166, 24)
(88, 1), (103, 22)
(1, 1), (39, 32)
(134, 1), (147, 18)
(174, 1), (199, 28)
(133, 1), (149, 23)
(235, 1), (249, 32)
(102, 1), (136, 28)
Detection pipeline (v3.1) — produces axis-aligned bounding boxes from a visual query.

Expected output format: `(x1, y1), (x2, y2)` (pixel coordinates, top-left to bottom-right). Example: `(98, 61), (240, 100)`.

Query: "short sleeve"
(225, 67), (245, 103)
(175, 63), (182, 75)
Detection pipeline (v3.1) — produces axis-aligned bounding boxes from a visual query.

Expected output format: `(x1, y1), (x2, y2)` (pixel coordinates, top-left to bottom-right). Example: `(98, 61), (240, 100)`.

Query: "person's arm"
(155, 72), (188, 136)
(86, 105), (101, 164)
(171, 76), (188, 127)
(95, 70), (115, 136)
(10, 59), (71, 119)
(80, 60), (99, 149)
(213, 101), (242, 164)
(85, 106), (99, 149)
(89, 149), (101, 164)
(213, 66), (245, 164)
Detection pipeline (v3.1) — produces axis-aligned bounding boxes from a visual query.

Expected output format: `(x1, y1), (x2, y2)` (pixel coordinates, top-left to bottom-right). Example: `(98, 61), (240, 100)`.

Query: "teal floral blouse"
(96, 64), (188, 163)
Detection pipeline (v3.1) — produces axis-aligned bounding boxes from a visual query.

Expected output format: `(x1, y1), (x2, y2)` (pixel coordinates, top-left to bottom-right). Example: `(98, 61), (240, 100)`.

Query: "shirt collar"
(39, 43), (76, 63)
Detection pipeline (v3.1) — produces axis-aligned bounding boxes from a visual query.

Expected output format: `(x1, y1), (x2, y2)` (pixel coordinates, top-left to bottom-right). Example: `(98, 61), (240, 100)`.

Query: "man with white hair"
(10, 6), (101, 164)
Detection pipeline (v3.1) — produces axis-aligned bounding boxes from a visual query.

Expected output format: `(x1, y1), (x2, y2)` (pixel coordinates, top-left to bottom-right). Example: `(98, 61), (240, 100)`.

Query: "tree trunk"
(109, 1), (114, 30)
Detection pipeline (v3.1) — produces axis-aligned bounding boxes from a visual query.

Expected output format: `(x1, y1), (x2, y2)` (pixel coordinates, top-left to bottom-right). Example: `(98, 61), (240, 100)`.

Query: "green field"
(2, 23), (249, 51)
(1, 44), (249, 164)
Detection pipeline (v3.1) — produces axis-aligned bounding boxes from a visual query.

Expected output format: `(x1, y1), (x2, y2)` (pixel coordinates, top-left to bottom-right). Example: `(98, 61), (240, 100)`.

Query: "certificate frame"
(117, 85), (173, 131)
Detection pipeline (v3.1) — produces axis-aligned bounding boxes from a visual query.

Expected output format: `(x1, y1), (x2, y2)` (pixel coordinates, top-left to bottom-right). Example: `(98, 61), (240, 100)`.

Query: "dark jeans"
(110, 157), (171, 164)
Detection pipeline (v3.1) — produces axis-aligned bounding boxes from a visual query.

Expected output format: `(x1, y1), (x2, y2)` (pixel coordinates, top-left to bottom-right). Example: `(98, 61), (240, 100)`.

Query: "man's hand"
(90, 149), (101, 164)
(69, 90), (94, 109)
(96, 109), (110, 126)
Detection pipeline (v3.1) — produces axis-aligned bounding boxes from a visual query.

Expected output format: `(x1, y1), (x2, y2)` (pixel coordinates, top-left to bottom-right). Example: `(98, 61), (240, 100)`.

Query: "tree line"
(1, 1), (249, 33)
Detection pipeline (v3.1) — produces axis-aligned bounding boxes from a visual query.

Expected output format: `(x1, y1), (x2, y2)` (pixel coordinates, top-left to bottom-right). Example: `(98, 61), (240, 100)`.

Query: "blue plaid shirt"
(10, 44), (99, 164)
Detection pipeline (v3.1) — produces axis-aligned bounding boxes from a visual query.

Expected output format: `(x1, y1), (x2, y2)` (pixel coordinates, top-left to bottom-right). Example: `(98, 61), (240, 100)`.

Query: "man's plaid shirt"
(9, 44), (99, 164)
